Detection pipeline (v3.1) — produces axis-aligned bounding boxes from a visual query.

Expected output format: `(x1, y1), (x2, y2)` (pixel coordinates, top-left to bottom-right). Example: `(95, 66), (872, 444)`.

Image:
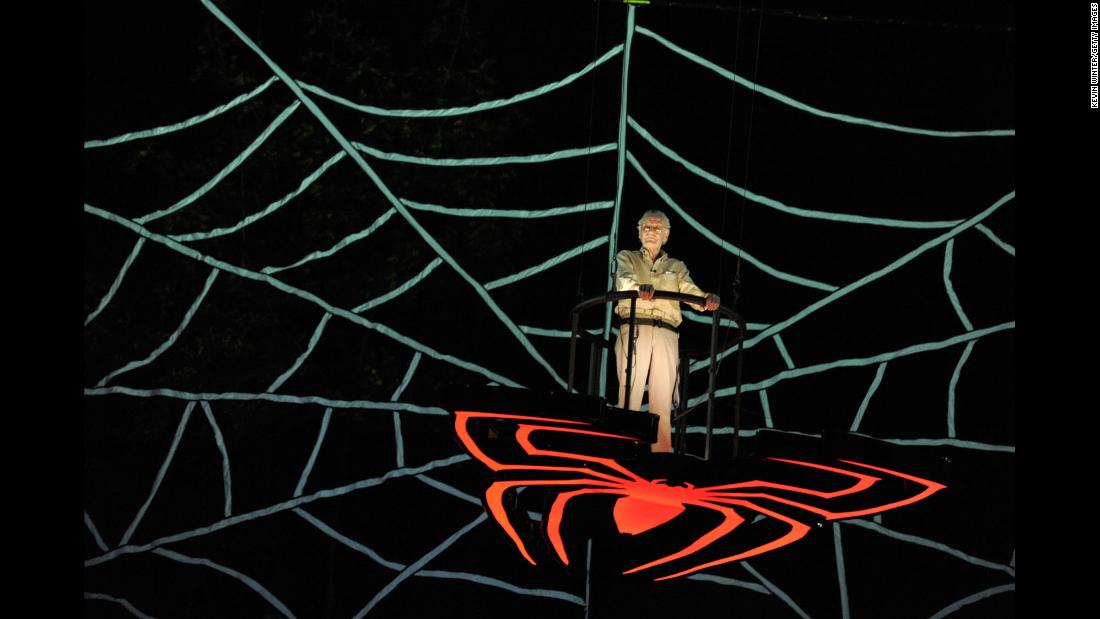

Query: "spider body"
(612, 480), (692, 534)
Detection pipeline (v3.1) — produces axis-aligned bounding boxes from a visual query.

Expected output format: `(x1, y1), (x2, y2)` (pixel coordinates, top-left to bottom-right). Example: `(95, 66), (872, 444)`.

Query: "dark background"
(84, 1), (1014, 616)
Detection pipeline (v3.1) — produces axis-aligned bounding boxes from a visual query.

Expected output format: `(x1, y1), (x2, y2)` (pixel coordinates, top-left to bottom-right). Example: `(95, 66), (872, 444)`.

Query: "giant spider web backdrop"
(84, 1), (1014, 617)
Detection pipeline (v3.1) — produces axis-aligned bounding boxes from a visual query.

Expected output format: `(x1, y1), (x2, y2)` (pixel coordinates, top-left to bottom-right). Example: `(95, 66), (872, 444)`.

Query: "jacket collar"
(639, 247), (667, 265)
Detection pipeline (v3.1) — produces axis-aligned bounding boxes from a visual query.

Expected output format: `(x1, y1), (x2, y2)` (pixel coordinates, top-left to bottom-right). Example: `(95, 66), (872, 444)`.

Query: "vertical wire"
(730, 0), (767, 457)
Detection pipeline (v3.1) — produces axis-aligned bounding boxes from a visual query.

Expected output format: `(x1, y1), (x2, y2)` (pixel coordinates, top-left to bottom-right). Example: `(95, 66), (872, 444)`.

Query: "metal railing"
(566, 291), (746, 460)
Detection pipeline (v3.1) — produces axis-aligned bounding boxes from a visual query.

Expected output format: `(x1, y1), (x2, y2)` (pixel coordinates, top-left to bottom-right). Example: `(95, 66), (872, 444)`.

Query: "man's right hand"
(637, 284), (656, 301)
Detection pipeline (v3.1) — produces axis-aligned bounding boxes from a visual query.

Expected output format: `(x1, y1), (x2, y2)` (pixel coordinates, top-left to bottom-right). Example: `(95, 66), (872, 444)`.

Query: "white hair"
(637, 209), (671, 229)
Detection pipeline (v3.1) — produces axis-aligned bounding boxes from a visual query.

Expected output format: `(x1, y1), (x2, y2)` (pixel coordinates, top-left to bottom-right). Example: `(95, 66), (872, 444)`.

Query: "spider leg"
(545, 488), (627, 565)
(485, 478), (619, 565)
(455, 411), (590, 473)
(515, 425), (645, 482)
(455, 411), (643, 483)
(646, 499), (812, 581)
(704, 459), (945, 520)
(703, 490), (838, 520)
(697, 458), (881, 499)
(830, 458), (947, 517)
(620, 499), (746, 577)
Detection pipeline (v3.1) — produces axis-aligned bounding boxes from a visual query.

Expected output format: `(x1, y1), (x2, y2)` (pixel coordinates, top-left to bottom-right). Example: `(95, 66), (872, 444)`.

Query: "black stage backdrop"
(84, 1), (1014, 617)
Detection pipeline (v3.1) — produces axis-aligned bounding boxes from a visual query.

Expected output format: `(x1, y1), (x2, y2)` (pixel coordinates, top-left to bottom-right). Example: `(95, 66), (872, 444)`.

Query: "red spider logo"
(455, 410), (945, 581)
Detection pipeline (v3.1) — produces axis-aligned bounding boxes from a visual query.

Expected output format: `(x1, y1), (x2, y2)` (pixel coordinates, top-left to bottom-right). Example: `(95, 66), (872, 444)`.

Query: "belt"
(620, 317), (679, 333)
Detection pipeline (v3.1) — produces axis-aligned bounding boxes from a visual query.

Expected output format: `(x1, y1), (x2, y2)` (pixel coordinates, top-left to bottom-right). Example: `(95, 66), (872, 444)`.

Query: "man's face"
(638, 216), (669, 254)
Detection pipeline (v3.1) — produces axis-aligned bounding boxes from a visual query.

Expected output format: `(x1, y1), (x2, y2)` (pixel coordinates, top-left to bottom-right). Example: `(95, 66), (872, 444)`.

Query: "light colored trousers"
(615, 324), (679, 452)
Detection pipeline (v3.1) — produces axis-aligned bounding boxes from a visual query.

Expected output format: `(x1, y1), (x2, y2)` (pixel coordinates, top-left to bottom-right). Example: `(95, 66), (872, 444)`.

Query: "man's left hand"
(704, 293), (720, 311)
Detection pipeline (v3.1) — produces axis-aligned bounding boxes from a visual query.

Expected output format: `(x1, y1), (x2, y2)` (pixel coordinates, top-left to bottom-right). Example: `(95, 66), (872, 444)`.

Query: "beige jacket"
(613, 248), (708, 327)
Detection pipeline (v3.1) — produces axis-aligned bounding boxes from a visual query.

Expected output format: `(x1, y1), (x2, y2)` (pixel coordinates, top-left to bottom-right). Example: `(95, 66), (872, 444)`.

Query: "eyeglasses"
(639, 225), (665, 234)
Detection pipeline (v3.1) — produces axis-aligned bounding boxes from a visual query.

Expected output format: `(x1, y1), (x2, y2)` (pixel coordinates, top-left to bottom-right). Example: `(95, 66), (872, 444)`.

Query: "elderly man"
(614, 210), (719, 453)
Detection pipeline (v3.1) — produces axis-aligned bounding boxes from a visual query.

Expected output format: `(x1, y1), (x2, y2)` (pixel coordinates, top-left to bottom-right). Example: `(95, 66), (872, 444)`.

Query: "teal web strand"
(870, 436), (1013, 453)
(85, 453), (472, 568)
(268, 199), (608, 290)
(628, 118), (964, 229)
(522, 319), (762, 338)
(485, 237), (608, 290)
(83, 593), (155, 619)
(152, 548), (296, 618)
(169, 151), (346, 242)
(85, 385), (449, 415)
(520, 325), (609, 338)
(600, 4), (638, 398)
(687, 321), (1014, 407)
(353, 140), (615, 167)
(392, 353), (420, 400)
(295, 508), (582, 604)
(693, 190), (1016, 371)
(850, 362), (887, 432)
(629, 151), (838, 292)
(135, 101), (301, 224)
(295, 508), (405, 570)
(268, 313), (332, 392)
(402, 198), (615, 219)
(741, 562), (812, 619)
(683, 313), (770, 331)
(263, 208), (397, 275)
(200, 401), (233, 517)
(119, 402), (195, 547)
(930, 585), (1015, 619)
(833, 524), (851, 619)
(685, 427), (768, 436)
(96, 267), (218, 384)
(844, 519), (1015, 578)
(585, 540), (593, 611)
(414, 475), (481, 506)
(415, 570), (585, 606)
(391, 352), (422, 468)
(353, 259), (442, 313)
(84, 76), (280, 149)
(610, 4), (636, 247)
(683, 425), (1013, 453)
(199, 1), (564, 389)
(522, 326), (573, 338)
(95, 269), (220, 387)
(353, 513), (488, 618)
(773, 334), (795, 369)
(684, 574), (770, 595)
(943, 240), (974, 330)
(85, 238), (146, 327)
(297, 43), (623, 118)
(948, 341), (976, 438)
(86, 203), (522, 387)
(976, 223), (1015, 256)
(84, 511), (109, 552)
(758, 390), (773, 428)
(294, 408), (332, 497)
(636, 26), (1015, 138)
